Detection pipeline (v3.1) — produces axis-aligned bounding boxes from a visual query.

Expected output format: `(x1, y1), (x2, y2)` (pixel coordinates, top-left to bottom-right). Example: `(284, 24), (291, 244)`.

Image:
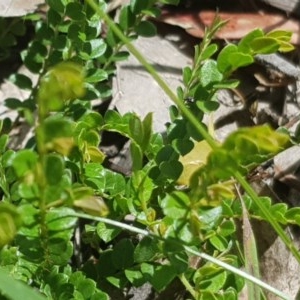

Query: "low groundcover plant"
(0, 0), (298, 299)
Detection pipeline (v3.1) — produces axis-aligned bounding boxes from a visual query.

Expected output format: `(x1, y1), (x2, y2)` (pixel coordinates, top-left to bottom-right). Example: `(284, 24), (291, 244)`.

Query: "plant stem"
(179, 273), (197, 299)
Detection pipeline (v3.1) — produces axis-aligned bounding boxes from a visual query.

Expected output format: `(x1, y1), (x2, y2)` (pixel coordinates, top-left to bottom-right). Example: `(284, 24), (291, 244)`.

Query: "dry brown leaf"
(160, 10), (300, 45)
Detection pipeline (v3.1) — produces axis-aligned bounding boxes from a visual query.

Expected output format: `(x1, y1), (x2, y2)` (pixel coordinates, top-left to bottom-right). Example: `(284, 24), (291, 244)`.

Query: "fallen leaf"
(160, 10), (300, 45)
(177, 140), (212, 186)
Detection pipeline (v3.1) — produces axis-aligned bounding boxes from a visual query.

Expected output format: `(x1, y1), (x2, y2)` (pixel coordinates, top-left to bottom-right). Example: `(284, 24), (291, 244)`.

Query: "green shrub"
(0, 0), (296, 299)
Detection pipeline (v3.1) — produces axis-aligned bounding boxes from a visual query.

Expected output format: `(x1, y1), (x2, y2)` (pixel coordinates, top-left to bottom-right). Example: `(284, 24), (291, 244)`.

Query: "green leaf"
(156, 145), (179, 164)
(0, 247), (18, 266)
(183, 66), (192, 86)
(148, 133), (164, 157)
(135, 21), (157, 37)
(17, 204), (39, 237)
(149, 264), (177, 292)
(110, 51), (130, 62)
(218, 220), (236, 237)
(9, 73), (32, 90)
(5, 98), (24, 110)
(141, 113), (152, 151)
(106, 274), (128, 289)
(125, 268), (147, 286)
(161, 191), (190, 219)
(18, 183), (39, 200)
(169, 251), (188, 274)
(91, 291), (109, 300)
(197, 270), (227, 292)
(266, 30), (293, 42)
(227, 52), (254, 69)
(46, 208), (77, 233)
(238, 28), (264, 53)
(130, 0), (150, 14)
(206, 149), (238, 179)
(172, 138), (194, 156)
(140, 262), (154, 279)
(130, 171), (154, 206)
(96, 251), (117, 277)
(202, 43), (218, 60)
(80, 39), (107, 59)
(134, 236), (159, 263)
(79, 111), (103, 129)
(42, 117), (74, 155)
(38, 62), (85, 111)
(119, 5), (136, 31)
(104, 110), (131, 136)
(285, 207), (300, 225)
(0, 203), (22, 248)
(68, 23), (83, 45)
(0, 269), (46, 300)
(87, 146), (105, 163)
(129, 114), (144, 146)
(0, 135), (9, 153)
(83, 130), (101, 146)
(199, 206), (223, 230)
(74, 195), (108, 216)
(186, 119), (205, 142)
(112, 239), (135, 270)
(47, 0), (65, 13)
(130, 142), (143, 171)
(23, 41), (48, 73)
(196, 100), (219, 113)
(77, 278), (96, 299)
(222, 125), (289, 164)
(96, 222), (121, 243)
(65, 2), (85, 21)
(213, 79), (240, 89)
(217, 43), (254, 73)
(164, 241), (188, 274)
(217, 44), (238, 73)
(277, 41), (295, 52)
(43, 117), (74, 140)
(194, 85), (210, 102)
(48, 239), (73, 265)
(85, 69), (108, 83)
(270, 203), (288, 224)
(250, 37), (280, 54)
(84, 163), (104, 178)
(102, 170), (126, 197)
(11, 149), (38, 177)
(52, 34), (68, 50)
(44, 154), (64, 185)
(200, 60), (223, 87)
(48, 8), (63, 27)
(250, 197), (272, 217)
(160, 160), (183, 180)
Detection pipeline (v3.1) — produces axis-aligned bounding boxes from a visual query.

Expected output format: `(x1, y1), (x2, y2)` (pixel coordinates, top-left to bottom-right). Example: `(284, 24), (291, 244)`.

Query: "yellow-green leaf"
(177, 140), (212, 186)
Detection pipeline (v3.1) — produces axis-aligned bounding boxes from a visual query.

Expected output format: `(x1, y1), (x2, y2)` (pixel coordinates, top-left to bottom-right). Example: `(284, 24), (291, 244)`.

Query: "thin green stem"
(178, 273), (197, 299)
